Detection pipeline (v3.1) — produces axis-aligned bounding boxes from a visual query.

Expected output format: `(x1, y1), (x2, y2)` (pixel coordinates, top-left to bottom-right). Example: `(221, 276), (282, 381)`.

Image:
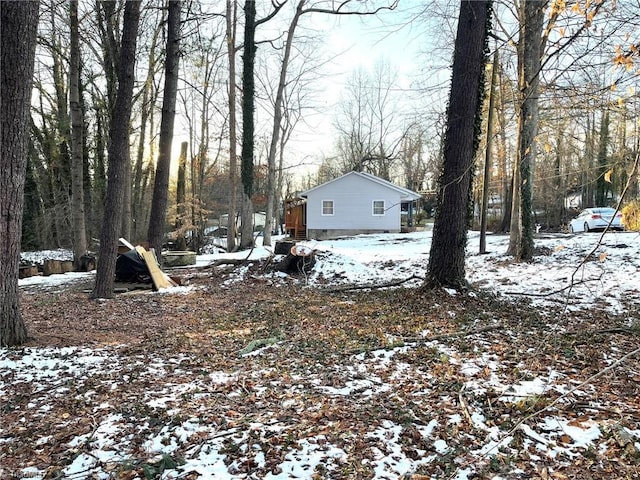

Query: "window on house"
(372, 200), (385, 215)
(322, 200), (334, 215)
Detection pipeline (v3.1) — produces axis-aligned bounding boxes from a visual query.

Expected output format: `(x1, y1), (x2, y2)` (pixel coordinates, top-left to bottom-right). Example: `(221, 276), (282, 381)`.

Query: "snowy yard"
(3, 229), (640, 479)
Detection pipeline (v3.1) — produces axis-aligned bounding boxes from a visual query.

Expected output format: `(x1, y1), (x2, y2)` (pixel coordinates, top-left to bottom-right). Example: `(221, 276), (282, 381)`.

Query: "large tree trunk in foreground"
(0, 1), (40, 346)
(425, 0), (491, 289)
(92, 1), (142, 299)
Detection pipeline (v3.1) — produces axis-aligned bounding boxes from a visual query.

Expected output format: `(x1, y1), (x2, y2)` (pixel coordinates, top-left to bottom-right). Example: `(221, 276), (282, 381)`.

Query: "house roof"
(300, 171), (422, 201)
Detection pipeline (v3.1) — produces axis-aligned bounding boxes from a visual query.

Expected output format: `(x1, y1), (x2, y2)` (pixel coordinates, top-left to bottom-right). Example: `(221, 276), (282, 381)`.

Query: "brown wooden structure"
(284, 198), (306, 240)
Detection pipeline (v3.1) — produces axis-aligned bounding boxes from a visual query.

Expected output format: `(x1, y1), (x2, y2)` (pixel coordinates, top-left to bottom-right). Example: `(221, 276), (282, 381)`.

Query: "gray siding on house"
(305, 173), (403, 239)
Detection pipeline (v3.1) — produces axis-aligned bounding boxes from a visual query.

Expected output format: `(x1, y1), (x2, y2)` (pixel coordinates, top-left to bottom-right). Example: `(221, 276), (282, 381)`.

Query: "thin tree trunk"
(133, 79), (150, 241)
(507, 153), (522, 253)
(93, 107), (107, 236)
(148, 0), (182, 258)
(553, 121), (564, 228)
(175, 141), (188, 251)
(98, 0), (119, 114)
(92, 0), (142, 299)
(226, 0), (238, 252)
(480, 50), (499, 254)
(121, 153), (132, 240)
(0, 0), (40, 346)
(50, 14), (73, 249)
(264, 1), (305, 246)
(596, 110), (610, 206)
(70, 0), (88, 269)
(133, 22), (161, 243)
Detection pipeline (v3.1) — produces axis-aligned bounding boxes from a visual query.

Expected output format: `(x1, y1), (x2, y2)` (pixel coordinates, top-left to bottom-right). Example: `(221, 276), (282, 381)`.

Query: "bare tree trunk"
(425, 0), (491, 289)
(507, 157), (522, 253)
(264, 1), (305, 246)
(226, 0), (238, 252)
(175, 141), (188, 251)
(92, 0), (142, 299)
(596, 109), (610, 206)
(121, 155), (132, 240)
(133, 78), (150, 241)
(132, 19), (162, 243)
(49, 14), (73, 249)
(93, 107), (107, 235)
(0, 0), (40, 346)
(148, 0), (182, 258)
(98, 0), (119, 114)
(480, 50), (499, 254)
(496, 61), (511, 233)
(508, 3), (526, 256)
(70, 0), (88, 269)
(583, 111), (596, 207)
(92, 0), (119, 242)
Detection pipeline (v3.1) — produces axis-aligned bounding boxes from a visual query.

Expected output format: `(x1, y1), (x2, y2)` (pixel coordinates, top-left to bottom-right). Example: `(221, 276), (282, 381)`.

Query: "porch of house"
(284, 198), (307, 240)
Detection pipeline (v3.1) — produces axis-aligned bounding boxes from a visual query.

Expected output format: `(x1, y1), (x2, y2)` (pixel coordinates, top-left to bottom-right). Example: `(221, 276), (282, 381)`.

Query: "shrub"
(622, 200), (640, 231)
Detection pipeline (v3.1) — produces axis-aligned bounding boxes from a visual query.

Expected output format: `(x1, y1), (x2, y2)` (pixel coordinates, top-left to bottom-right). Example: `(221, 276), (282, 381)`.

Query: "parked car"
(569, 207), (624, 233)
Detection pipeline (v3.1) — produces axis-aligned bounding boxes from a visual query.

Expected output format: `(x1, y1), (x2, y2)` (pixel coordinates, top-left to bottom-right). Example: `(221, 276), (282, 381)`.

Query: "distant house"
(285, 171), (422, 241)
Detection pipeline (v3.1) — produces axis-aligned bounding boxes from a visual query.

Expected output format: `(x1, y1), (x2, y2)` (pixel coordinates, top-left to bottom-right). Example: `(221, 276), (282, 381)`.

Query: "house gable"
(300, 172), (421, 239)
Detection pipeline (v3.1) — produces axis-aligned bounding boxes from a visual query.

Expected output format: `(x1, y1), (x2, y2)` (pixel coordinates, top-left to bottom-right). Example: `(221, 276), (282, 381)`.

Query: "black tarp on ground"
(115, 249), (151, 283)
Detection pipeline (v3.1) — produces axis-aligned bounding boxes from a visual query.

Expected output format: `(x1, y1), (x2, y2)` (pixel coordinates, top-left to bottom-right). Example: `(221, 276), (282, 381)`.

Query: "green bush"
(622, 200), (640, 231)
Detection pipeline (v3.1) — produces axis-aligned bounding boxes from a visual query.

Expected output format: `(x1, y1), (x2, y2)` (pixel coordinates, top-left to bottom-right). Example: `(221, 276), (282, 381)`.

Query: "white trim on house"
(321, 199), (334, 216)
(372, 200), (385, 216)
(301, 171), (421, 202)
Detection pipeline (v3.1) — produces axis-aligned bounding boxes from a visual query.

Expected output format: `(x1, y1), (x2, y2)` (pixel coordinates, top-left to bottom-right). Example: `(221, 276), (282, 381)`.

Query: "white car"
(569, 207), (624, 233)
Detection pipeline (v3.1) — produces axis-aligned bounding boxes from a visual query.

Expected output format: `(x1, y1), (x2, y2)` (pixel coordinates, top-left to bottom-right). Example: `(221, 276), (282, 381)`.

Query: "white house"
(288, 171), (422, 241)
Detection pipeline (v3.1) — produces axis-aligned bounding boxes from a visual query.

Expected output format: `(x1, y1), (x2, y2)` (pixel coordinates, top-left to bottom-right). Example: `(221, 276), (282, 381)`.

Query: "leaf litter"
(3, 230), (640, 479)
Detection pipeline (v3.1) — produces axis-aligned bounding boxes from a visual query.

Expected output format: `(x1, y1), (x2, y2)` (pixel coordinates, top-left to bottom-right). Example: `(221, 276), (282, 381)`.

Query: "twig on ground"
(446, 345), (640, 480)
(323, 274), (424, 292)
(504, 276), (603, 297)
(562, 327), (637, 337)
(204, 233), (267, 270)
(203, 258), (247, 269)
(458, 385), (474, 427)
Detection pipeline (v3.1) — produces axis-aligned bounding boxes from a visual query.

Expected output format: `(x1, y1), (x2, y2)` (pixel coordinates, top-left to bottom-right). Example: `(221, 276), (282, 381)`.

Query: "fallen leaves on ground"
(2, 267), (639, 480)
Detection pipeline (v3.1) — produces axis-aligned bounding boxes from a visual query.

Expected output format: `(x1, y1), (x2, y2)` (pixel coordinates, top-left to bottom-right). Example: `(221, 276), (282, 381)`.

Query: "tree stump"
(275, 240), (296, 255)
(80, 254), (96, 272)
(274, 244), (315, 274)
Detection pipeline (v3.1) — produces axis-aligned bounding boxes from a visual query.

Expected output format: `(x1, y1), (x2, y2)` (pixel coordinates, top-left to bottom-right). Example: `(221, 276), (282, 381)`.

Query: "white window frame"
(372, 200), (385, 216)
(321, 199), (334, 216)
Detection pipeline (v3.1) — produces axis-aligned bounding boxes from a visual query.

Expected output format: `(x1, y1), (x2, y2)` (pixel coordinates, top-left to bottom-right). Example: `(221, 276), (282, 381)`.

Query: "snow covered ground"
(6, 228), (640, 479)
(190, 228), (640, 313)
(20, 229), (640, 314)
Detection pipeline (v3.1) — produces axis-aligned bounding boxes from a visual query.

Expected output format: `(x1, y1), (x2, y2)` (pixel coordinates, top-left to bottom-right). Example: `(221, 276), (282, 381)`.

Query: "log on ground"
(43, 259), (63, 276)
